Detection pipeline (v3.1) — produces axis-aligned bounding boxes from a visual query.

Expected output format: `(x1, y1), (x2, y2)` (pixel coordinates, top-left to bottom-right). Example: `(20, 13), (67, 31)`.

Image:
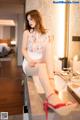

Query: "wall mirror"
(66, 4), (80, 61)
(56, 4), (80, 69)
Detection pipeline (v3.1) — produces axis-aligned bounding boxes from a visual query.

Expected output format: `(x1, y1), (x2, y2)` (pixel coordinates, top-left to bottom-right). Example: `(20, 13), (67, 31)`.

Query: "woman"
(22, 9), (77, 119)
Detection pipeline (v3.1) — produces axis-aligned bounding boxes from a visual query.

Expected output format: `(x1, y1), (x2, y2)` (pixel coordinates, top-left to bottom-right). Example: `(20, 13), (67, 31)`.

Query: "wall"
(10, 27), (15, 40)
(0, 26), (3, 39)
(0, 26), (10, 39)
(16, 14), (24, 66)
(3, 26), (10, 39)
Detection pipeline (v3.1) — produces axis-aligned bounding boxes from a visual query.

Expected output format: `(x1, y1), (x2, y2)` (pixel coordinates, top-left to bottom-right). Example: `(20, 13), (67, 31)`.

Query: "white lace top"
(27, 31), (49, 60)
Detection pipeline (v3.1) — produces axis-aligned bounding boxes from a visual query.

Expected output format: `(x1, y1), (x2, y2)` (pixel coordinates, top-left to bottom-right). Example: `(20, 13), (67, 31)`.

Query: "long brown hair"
(25, 9), (46, 34)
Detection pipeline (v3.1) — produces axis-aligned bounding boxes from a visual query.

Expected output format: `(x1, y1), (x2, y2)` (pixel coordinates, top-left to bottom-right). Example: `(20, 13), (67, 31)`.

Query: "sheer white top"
(27, 31), (49, 60)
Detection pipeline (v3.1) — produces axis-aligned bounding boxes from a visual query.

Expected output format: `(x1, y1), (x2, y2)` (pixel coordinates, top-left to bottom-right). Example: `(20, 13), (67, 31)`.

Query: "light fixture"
(0, 19), (16, 26)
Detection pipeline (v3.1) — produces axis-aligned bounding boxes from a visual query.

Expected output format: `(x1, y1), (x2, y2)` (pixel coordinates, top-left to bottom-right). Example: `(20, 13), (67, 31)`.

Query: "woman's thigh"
(22, 59), (38, 76)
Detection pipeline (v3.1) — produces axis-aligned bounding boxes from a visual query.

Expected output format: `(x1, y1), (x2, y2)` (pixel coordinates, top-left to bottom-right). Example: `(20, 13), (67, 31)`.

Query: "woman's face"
(27, 15), (36, 28)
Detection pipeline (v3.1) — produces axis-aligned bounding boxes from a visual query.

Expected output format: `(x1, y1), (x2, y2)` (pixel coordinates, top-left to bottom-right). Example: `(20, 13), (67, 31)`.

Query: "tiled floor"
(1, 113), (29, 120)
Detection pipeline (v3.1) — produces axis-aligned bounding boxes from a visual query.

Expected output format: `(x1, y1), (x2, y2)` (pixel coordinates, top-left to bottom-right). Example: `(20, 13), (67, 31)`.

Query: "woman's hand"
(28, 59), (36, 67)
(34, 58), (45, 64)
(28, 58), (45, 67)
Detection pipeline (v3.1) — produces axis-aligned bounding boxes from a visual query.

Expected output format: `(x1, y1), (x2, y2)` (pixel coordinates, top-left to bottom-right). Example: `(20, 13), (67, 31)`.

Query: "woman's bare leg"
(37, 63), (63, 104)
(37, 63), (54, 97)
(45, 40), (56, 89)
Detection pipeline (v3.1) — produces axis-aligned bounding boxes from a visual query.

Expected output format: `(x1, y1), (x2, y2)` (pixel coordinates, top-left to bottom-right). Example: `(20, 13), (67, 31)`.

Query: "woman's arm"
(21, 30), (36, 67)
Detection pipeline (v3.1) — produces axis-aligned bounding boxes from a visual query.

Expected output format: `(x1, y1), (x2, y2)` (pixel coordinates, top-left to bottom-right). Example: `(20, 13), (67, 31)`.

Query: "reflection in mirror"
(68, 4), (80, 61)
(64, 4), (80, 75)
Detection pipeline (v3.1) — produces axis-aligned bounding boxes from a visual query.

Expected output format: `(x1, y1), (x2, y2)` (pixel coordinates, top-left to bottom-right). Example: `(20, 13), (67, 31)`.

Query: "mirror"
(68, 4), (80, 60)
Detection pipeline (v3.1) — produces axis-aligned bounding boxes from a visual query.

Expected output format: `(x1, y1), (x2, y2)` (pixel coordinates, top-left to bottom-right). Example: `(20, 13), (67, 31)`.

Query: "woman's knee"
(37, 62), (47, 69)
(22, 59), (38, 76)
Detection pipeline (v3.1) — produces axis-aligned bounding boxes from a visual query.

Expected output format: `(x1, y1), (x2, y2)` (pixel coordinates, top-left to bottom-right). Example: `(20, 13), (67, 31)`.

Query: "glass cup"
(63, 67), (73, 82)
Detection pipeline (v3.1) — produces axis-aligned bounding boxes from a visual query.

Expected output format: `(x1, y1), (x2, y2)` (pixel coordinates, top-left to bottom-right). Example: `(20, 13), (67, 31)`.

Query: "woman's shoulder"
(44, 30), (53, 43)
(41, 30), (50, 38)
(42, 30), (50, 38)
(45, 29), (51, 36)
(23, 30), (30, 36)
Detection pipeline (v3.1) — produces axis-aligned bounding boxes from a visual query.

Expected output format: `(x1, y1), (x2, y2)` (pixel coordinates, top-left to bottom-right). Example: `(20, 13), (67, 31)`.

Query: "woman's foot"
(45, 93), (78, 116)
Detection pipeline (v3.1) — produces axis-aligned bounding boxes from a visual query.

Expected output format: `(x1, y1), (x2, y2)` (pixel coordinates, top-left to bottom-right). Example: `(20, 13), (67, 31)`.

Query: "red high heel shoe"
(43, 93), (77, 120)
